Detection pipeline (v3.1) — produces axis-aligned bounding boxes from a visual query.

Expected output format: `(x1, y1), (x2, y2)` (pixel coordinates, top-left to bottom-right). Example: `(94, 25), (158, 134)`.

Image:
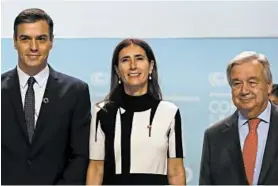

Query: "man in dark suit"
(1, 8), (91, 185)
(199, 51), (278, 185)
(270, 84), (278, 105)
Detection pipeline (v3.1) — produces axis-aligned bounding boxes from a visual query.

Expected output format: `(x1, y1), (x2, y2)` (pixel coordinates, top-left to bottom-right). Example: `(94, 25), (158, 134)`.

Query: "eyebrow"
(120, 54), (145, 60)
(248, 76), (259, 81)
(134, 54), (144, 58)
(18, 34), (49, 39)
(231, 78), (240, 83)
(232, 76), (259, 82)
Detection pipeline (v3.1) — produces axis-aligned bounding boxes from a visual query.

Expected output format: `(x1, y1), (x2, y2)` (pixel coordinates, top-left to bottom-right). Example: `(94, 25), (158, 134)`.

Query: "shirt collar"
(238, 101), (271, 127)
(17, 65), (50, 88)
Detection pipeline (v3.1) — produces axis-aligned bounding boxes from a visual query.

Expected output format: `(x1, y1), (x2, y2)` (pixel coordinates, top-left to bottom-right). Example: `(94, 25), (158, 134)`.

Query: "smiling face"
(230, 60), (272, 118)
(115, 44), (154, 95)
(14, 20), (53, 75)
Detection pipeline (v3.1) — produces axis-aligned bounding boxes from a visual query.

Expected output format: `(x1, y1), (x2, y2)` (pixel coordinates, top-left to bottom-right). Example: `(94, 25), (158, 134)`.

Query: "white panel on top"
(1, 0), (278, 38)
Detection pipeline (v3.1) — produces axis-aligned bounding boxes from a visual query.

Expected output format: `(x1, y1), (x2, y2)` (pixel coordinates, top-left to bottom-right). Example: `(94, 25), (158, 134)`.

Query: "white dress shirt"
(238, 101), (271, 185)
(17, 65), (50, 126)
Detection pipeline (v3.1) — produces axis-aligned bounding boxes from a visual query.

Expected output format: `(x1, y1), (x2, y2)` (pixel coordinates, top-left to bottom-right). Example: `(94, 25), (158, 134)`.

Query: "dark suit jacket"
(199, 104), (278, 185)
(1, 67), (91, 185)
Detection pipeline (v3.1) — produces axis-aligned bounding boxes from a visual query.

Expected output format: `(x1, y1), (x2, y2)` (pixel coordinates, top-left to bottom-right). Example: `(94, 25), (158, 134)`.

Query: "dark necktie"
(24, 77), (36, 143)
(242, 118), (260, 185)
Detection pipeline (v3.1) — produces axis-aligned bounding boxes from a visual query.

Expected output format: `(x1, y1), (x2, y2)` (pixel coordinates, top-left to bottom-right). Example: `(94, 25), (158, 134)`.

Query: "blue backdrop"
(2, 38), (277, 184)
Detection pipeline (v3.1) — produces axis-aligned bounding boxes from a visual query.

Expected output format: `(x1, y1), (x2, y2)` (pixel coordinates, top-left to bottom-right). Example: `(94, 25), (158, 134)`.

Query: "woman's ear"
(149, 60), (154, 74)
(114, 65), (120, 77)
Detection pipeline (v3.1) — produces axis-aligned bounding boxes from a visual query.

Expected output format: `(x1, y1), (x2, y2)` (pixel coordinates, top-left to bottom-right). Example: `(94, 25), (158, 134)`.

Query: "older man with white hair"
(199, 51), (278, 185)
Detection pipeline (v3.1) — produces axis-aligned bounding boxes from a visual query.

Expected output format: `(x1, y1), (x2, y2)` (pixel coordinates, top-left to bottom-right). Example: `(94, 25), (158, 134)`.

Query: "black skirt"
(103, 173), (169, 185)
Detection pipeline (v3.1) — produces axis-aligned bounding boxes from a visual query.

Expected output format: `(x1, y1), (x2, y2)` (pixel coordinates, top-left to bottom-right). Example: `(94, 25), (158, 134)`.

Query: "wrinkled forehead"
(230, 61), (265, 79)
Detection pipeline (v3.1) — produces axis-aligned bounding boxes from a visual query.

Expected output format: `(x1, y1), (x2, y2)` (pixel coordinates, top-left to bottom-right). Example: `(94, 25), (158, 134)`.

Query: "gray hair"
(226, 51), (272, 86)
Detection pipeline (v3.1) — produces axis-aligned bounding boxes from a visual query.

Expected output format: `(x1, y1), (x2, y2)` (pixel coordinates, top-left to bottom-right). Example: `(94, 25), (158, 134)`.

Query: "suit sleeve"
(199, 130), (212, 185)
(168, 109), (184, 158)
(57, 83), (91, 185)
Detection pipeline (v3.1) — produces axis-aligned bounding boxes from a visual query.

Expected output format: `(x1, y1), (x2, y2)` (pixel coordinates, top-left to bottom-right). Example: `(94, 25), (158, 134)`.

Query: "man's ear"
(49, 34), (54, 49)
(13, 35), (17, 49)
(268, 82), (273, 95)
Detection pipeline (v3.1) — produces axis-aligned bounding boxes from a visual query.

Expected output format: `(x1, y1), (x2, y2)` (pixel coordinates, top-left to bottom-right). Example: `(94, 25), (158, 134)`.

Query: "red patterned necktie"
(242, 118), (260, 185)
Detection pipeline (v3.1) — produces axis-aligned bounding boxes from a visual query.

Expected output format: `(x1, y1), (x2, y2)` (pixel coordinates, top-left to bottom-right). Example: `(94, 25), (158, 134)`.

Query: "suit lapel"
(258, 104), (278, 184)
(223, 112), (249, 184)
(6, 68), (29, 142)
(31, 67), (60, 147)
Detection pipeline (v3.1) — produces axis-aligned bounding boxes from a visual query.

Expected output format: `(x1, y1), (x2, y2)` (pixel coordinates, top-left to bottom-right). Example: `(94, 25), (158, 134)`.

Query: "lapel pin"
(43, 97), (49, 104)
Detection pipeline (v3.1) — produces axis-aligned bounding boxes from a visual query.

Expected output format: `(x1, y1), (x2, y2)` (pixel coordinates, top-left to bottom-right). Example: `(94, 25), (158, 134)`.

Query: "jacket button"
(27, 160), (32, 165)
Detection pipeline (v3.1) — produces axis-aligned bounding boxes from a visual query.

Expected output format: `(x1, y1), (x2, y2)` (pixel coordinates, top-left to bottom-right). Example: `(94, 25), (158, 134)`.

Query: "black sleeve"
(168, 109), (184, 158)
(199, 130), (212, 185)
(57, 83), (91, 185)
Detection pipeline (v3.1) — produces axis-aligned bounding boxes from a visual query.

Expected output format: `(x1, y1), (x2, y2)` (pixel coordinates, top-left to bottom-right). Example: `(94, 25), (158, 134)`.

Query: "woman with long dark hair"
(86, 38), (186, 185)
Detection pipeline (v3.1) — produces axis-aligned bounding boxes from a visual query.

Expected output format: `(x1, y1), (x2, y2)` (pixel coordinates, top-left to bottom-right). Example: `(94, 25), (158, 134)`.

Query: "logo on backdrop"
(208, 72), (236, 126)
(90, 72), (109, 87)
(209, 72), (227, 87)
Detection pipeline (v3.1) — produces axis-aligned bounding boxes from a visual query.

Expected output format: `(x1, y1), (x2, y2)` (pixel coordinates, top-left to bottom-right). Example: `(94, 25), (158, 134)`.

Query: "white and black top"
(89, 91), (184, 185)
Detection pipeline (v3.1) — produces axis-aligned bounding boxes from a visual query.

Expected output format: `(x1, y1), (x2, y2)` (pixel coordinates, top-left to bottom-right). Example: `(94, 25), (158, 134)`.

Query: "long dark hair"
(98, 38), (163, 107)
